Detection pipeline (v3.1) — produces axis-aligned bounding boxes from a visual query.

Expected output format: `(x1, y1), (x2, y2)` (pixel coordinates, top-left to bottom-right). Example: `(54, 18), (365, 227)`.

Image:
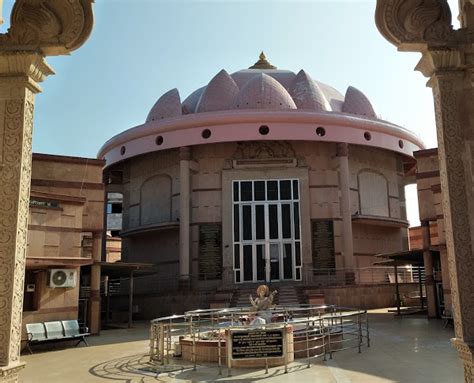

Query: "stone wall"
(119, 141), (409, 287)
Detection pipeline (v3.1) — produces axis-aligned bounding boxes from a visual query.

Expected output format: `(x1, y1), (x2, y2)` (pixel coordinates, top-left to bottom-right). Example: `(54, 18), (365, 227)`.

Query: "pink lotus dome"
(145, 53), (378, 121)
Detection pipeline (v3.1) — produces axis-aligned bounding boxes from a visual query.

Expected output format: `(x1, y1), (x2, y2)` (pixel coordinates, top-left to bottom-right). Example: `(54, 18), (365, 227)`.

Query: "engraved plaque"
(198, 224), (222, 280)
(311, 220), (335, 270)
(231, 329), (284, 359)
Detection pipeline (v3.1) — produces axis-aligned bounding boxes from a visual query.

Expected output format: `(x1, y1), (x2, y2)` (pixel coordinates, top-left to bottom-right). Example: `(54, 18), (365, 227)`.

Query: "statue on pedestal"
(249, 285), (277, 324)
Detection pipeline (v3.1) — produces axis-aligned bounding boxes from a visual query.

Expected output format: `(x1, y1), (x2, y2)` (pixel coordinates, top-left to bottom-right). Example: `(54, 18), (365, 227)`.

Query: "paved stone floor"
(20, 309), (463, 382)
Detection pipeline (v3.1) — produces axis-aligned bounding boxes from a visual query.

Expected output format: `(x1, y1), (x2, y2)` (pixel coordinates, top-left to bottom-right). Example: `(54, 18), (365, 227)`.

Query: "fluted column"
(421, 221), (437, 318)
(179, 147), (191, 285)
(337, 143), (355, 283)
(0, 53), (53, 381)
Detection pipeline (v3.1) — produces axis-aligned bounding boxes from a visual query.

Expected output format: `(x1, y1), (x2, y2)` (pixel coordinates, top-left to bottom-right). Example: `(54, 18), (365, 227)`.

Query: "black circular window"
(202, 129), (211, 139)
(259, 125), (270, 135)
(398, 140), (404, 149)
(364, 132), (372, 141)
(120, 146), (126, 155)
(156, 136), (164, 145)
(316, 127), (326, 137)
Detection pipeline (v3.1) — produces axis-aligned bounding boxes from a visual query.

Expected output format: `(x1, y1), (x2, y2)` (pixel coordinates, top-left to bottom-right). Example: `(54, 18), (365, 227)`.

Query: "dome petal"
(235, 73), (297, 110)
(342, 86), (376, 118)
(182, 86), (205, 114)
(290, 70), (331, 111)
(146, 88), (182, 123)
(196, 69), (239, 113)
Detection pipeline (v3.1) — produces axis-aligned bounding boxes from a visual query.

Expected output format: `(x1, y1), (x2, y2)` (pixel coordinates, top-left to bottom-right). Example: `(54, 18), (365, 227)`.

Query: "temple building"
(99, 54), (424, 315)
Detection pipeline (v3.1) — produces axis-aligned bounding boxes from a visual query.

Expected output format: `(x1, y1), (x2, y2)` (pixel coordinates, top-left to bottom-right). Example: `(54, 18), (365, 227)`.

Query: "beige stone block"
(192, 190), (222, 208)
(45, 231), (60, 247)
(310, 202), (338, 219)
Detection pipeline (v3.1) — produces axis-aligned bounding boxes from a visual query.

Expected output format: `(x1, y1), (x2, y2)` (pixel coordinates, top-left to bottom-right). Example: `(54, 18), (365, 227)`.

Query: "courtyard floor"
(20, 309), (463, 383)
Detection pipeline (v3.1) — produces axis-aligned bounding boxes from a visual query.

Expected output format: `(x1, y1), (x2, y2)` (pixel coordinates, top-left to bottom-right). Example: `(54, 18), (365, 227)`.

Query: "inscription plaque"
(231, 329), (284, 359)
(198, 224), (222, 280)
(311, 220), (335, 270)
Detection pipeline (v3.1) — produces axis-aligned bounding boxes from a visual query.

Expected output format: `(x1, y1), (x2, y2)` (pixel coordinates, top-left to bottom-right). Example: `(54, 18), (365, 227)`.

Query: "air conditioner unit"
(49, 269), (77, 288)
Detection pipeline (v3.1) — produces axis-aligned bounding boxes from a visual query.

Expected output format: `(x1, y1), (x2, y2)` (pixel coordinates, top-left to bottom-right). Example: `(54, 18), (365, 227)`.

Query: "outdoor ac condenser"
(49, 269), (77, 288)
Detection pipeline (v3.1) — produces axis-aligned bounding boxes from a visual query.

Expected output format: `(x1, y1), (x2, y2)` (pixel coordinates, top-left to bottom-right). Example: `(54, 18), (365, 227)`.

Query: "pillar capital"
(0, 52), (55, 96)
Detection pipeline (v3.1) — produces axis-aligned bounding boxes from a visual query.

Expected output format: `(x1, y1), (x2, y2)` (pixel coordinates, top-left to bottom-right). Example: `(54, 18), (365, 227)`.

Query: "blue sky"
(1, 0), (460, 225)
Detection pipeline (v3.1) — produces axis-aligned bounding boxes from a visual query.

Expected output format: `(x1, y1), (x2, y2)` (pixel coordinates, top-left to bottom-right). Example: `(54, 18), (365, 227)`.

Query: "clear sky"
(2, 0), (460, 225)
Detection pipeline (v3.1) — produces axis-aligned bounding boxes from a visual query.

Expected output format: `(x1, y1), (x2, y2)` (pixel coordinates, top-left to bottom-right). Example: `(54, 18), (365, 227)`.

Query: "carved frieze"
(233, 141), (296, 160)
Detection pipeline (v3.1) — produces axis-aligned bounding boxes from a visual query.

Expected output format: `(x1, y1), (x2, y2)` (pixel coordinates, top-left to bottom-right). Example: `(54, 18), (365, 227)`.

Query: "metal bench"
(25, 320), (90, 354)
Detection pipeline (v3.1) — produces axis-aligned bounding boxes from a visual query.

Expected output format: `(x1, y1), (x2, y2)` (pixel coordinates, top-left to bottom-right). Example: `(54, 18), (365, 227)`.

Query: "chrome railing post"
(218, 333), (222, 375)
(192, 319), (196, 371)
(306, 320), (310, 368)
(366, 311), (370, 347)
(284, 323), (288, 374)
(159, 323), (165, 365)
(358, 312), (362, 353)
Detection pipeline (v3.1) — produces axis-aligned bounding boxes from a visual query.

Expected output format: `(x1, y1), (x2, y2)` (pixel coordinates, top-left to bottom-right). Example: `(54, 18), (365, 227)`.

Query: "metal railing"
(100, 272), (221, 297)
(96, 266), (425, 298)
(304, 266), (425, 287)
(149, 305), (369, 376)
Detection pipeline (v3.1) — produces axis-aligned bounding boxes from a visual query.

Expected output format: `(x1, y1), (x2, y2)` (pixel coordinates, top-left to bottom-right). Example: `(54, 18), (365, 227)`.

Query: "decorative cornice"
(375, 0), (455, 51)
(0, 0), (94, 56)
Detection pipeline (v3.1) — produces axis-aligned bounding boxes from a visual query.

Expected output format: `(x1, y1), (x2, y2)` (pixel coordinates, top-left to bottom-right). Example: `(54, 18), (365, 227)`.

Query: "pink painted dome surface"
(290, 70), (331, 111)
(146, 88), (182, 122)
(196, 70), (239, 113)
(342, 86), (377, 118)
(235, 73), (297, 110)
(150, 61), (374, 118)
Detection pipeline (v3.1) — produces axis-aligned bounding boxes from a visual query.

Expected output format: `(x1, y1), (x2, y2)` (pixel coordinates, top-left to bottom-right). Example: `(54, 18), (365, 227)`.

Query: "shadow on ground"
(88, 353), (324, 383)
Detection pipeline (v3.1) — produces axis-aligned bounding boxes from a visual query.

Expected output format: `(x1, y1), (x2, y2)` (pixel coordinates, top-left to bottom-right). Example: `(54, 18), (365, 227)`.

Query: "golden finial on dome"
(249, 51), (277, 70)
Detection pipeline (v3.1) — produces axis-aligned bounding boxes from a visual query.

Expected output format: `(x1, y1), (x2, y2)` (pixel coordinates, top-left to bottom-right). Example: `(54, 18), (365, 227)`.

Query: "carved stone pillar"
(0, 2), (94, 381)
(429, 67), (474, 377)
(336, 143), (355, 283)
(376, 1), (474, 380)
(0, 53), (53, 381)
